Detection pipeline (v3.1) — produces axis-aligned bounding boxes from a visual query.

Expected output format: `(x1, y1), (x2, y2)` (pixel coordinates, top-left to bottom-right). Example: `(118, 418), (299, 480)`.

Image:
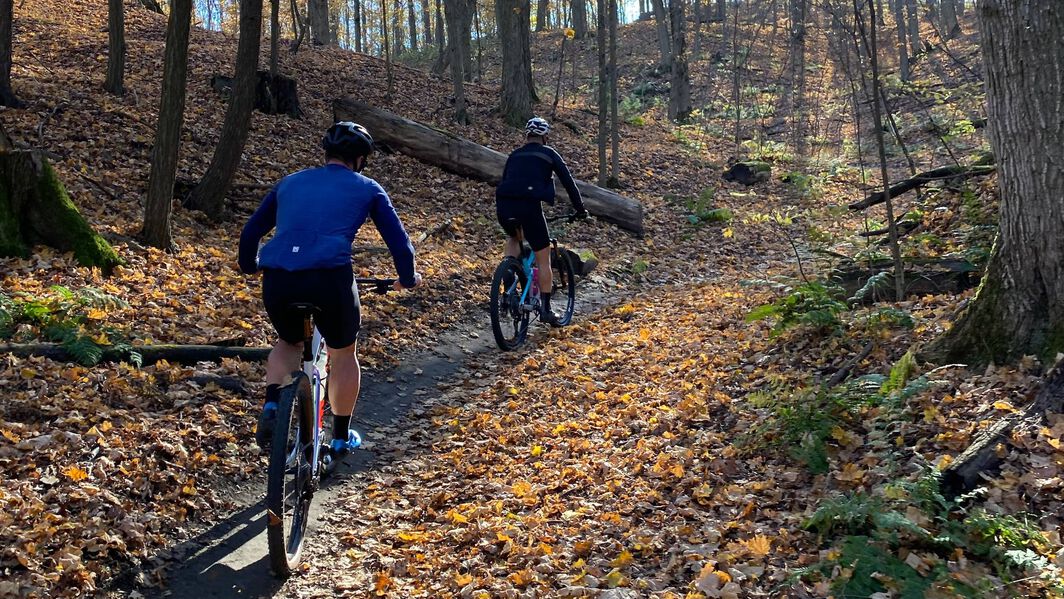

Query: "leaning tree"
(926, 0), (1064, 365)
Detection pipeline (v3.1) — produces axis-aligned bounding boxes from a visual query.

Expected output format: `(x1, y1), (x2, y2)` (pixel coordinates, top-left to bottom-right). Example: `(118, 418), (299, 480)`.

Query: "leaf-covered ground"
(2, 0), (1062, 597)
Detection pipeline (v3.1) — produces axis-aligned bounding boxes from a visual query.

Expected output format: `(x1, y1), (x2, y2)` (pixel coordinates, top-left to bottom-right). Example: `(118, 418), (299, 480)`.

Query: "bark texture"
(596, 0), (607, 185)
(927, 0), (1064, 365)
(0, 150), (122, 272)
(333, 98), (645, 234)
(185, 0), (263, 221)
(407, 0), (419, 51)
(668, 0), (691, 122)
(571, 0), (589, 38)
(309, 0), (332, 44)
(142, 0), (193, 250)
(105, 0), (126, 95)
(0, 0), (22, 108)
(651, 0), (671, 67)
(536, 0), (549, 31)
(497, 0), (537, 126)
(443, 0), (472, 123)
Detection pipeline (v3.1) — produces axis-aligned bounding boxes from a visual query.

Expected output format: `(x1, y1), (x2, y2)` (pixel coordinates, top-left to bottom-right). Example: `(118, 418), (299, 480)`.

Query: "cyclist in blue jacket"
(238, 121), (422, 455)
(496, 117), (588, 325)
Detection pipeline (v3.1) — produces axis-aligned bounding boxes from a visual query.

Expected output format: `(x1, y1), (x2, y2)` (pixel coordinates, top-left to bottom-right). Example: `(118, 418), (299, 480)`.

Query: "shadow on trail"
(147, 290), (618, 599)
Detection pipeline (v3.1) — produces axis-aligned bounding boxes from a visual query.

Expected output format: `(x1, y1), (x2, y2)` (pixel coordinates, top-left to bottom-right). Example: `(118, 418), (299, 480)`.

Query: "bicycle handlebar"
(355, 278), (396, 295)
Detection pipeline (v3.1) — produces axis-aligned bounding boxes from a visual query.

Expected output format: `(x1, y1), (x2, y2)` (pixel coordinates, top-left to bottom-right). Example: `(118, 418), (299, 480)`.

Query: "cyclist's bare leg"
(266, 339), (303, 386)
(504, 235), (521, 258)
(535, 247), (553, 294)
(326, 343), (360, 419)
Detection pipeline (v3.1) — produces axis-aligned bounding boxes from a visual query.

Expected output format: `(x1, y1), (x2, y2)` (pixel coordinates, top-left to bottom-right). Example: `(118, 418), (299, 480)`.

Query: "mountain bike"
(265, 277), (394, 577)
(489, 213), (579, 351)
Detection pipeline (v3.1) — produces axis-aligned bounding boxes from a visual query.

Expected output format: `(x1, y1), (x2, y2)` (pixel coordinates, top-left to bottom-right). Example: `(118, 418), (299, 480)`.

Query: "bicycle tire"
(265, 373), (314, 577)
(489, 258), (530, 350)
(551, 247), (577, 326)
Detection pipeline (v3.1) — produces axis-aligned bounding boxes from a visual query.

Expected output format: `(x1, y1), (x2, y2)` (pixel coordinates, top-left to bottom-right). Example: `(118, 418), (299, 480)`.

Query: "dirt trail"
(143, 288), (620, 599)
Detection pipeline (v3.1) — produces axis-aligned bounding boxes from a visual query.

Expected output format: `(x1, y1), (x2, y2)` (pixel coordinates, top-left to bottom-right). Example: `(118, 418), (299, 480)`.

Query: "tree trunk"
(572, 0), (589, 38)
(596, 0), (607, 185)
(354, 0), (364, 51)
(443, 0), (471, 123)
(496, 0), (535, 126)
(536, 0), (549, 31)
(435, 0), (446, 53)
(789, 0), (807, 157)
(423, 0), (433, 44)
(184, 0), (263, 221)
(0, 150), (122, 272)
(0, 0), (22, 108)
(408, 0), (419, 51)
(393, 0), (405, 56)
(651, 0), (671, 68)
(668, 0), (691, 122)
(691, 0), (701, 58)
(716, 0), (724, 20)
(105, 0), (126, 95)
(940, 0), (959, 39)
(142, 0), (193, 250)
(333, 98), (646, 234)
(290, 0), (309, 52)
(309, 0), (331, 44)
(270, 0), (280, 89)
(608, 0), (619, 183)
(926, 0), (1064, 365)
(892, 0), (910, 81)
(906, 0), (919, 56)
(383, 0), (394, 94)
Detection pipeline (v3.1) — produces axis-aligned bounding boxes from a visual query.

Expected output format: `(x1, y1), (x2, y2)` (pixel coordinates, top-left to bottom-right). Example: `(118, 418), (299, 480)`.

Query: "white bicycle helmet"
(525, 117), (551, 137)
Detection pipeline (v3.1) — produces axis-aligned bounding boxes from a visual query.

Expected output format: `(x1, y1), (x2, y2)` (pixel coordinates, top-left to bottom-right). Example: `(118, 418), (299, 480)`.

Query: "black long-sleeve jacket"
(495, 143), (584, 211)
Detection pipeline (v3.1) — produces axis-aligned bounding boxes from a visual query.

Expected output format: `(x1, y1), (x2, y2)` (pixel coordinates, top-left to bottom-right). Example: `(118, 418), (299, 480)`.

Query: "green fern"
(882, 350), (918, 395)
(62, 335), (104, 366)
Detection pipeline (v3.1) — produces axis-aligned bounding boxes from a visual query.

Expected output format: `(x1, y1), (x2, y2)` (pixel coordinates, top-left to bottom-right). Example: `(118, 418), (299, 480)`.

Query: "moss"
(33, 160), (122, 273)
(0, 175), (29, 258)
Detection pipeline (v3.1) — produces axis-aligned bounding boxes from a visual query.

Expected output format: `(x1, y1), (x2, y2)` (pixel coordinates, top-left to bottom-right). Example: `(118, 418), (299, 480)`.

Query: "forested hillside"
(1, 0), (1062, 597)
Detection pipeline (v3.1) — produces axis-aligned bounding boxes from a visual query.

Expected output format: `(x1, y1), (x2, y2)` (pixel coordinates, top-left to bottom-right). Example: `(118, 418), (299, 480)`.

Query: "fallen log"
(849, 155), (996, 210)
(1, 343), (270, 366)
(941, 358), (1064, 497)
(831, 258), (980, 303)
(722, 161), (771, 186)
(332, 98), (645, 236)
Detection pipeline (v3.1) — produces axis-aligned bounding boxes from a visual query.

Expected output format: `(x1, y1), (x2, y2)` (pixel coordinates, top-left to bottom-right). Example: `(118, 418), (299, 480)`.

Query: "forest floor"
(1, 0), (1062, 598)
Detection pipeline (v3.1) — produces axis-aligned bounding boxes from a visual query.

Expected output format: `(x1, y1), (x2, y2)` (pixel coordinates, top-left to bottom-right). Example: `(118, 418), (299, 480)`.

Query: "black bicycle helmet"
(322, 121), (375, 170)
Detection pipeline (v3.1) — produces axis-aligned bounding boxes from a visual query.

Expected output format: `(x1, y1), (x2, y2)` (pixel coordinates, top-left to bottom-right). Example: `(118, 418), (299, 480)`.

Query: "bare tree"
(596, 0), (607, 184)
(185, 0), (264, 220)
(0, 0), (22, 107)
(143, 0), (194, 250)
(423, 0), (433, 45)
(789, 0), (808, 158)
(309, 0), (331, 44)
(608, 0), (619, 184)
(928, 0), (1064, 364)
(668, 0), (691, 122)
(497, 0), (536, 125)
(651, 0), (671, 67)
(407, 0), (419, 50)
(105, 0), (126, 95)
(891, 0), (909, 81)
(444, 0), (473, 123)
(572, 0), (589, 38)
(536, 0), (550, 31)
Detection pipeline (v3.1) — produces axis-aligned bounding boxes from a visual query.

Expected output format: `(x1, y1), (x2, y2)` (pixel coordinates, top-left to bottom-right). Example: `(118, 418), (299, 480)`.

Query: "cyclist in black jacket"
(496, 117), (589, 325)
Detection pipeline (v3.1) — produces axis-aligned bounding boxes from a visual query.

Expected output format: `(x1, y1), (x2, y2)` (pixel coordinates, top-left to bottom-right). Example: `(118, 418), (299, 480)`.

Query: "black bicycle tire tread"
(265, 375), (311, 577)
(552, 247), (577, 326)
(489, 259), (529, 351)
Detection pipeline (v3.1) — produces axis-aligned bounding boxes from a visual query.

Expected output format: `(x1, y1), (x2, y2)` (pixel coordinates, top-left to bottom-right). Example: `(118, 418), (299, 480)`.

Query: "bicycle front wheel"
(551, 247), (577, 326)
(490, 258), (530, 350)
(266, 373), (315, 577)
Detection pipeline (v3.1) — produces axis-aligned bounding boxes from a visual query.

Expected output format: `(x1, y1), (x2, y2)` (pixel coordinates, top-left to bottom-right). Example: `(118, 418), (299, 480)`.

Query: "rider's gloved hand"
(574, 209), (590, 221)
(394, 272), (423, 291)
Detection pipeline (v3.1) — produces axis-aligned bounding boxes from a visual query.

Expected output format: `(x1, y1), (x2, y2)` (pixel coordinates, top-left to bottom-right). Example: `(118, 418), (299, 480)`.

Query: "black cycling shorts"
(262, 267), (361, 349)
(496, 198), (550, 252)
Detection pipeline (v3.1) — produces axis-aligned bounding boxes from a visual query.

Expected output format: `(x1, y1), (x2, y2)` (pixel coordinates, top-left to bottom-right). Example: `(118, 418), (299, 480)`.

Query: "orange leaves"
(62, 465), (89, 482)
(741, 534), (772, 557)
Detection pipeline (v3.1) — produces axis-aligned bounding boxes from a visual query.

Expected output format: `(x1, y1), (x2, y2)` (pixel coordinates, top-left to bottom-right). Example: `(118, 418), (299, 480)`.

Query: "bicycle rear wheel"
(550, 247), (577, 326)
(266, 373), (315, 577)
(490, 258), (530, 350)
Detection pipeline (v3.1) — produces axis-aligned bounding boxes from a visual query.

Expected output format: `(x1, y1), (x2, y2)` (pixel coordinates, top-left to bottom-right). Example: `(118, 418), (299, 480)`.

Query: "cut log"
(832, 258), (980, 303)
(722, 161), (771, 185)
(0, 148), (122, 273)
(1, 342), (270, 366)
(849, 155), (996, 210)
(941, 358), (1064, 497)
(332, 98), (645, 236)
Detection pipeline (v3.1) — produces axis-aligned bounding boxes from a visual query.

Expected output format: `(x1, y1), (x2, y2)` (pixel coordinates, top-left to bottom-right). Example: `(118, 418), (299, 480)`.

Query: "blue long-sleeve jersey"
(238, 164), (417, 287)
(495, 143), (585, 210)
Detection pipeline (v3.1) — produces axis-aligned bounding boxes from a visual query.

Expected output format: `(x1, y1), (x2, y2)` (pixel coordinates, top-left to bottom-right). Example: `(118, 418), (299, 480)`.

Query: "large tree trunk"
(497, 0), (536, 126)
(926, 0), (1064, 365)
(668, 0), (691, 122)
(892, 0), (910, 81)
(270, 0), (280, 79)
(422, 0), (433, 45)
(905, 0), (919, 57)
(407, 0), (419, 51)
(393, 0), (405, 56)
(608, 0), (619, 183)
(789, 0), (807, 157)
(571, 0), (589, 38)
(651, 0), (671, 68)
(596, 0), (607, 185)
(333, 98), (645, 234)
(939, 0), (959, 39)
(354, 0), (364, 51)
(691, 0), (701, 58)
(443, 0), (472, 123)
(0, 0), (23, 108)
(105, 0), (126, 95)
(142, 0), (193, 250)
(0, 148), (122, 272)
(308, 0), (331, 44)
(184, 0), (263, 221)
(435, 0), (446, 53)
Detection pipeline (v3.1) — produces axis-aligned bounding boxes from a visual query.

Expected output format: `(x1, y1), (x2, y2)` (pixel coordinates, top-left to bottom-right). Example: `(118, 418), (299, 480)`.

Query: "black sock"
(333, 415), (351, 441)
(265, 384), (281, 407)
(541, 292), (552, 312)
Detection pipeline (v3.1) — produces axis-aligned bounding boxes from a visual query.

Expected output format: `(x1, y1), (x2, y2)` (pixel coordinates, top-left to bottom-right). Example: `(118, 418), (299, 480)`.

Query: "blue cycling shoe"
(322, 429), (361, 476)
(255, 402), (278, 450)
